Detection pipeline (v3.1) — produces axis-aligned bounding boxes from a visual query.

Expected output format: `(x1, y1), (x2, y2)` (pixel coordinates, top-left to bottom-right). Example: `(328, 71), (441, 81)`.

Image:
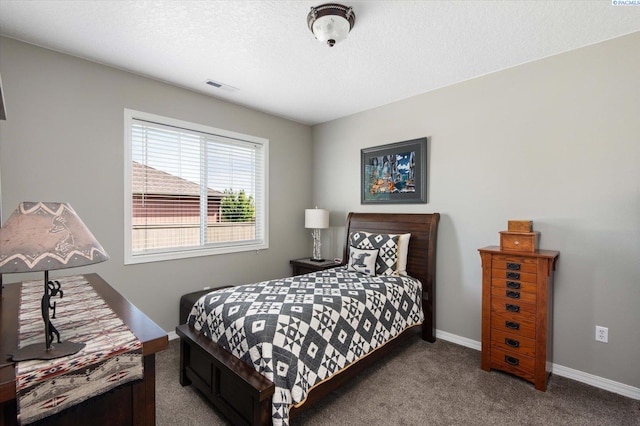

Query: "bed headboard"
(342, 212), (440, 342)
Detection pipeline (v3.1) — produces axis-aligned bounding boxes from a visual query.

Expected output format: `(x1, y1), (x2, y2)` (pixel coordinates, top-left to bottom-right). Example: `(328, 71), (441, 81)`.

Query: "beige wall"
(1, 32), (639, 391)
(312, 33), (640, 388)
(0, 37), (314, 332)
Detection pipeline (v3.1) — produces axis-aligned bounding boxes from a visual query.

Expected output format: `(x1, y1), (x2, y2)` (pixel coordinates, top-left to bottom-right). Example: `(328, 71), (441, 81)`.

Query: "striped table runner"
(15, 275), (143, 425)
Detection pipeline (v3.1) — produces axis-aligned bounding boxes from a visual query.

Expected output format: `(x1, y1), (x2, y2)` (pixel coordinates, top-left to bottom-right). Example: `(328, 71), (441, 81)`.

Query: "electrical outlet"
(203, 286), (210, 290)
(595, 326), (608, 343)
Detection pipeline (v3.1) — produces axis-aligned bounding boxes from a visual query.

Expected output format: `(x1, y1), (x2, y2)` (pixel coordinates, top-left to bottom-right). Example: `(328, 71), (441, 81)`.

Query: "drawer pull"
(505, 321), (520, 330)
(506, 262), (521, 270)
(505, 338), (520, 348)
(506, 304), (520, 313)
(505, 355), (520, 366)
(506, 290), (520, 299)
(506, 272), (520, 280)
(506, 281), (520, 289)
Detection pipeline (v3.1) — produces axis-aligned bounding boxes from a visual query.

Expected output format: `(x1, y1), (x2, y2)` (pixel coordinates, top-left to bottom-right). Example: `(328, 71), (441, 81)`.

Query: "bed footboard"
(176, 324), (275, 426)
(177, 323), (423, 425)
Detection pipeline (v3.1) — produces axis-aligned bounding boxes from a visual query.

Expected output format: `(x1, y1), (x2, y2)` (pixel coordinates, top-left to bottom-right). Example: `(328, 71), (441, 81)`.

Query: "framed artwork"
(361, 137), (428, 204)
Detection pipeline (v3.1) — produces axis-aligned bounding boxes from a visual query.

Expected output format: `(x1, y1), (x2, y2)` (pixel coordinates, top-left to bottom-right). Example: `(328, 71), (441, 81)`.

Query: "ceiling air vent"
(205, 80), (239, 92)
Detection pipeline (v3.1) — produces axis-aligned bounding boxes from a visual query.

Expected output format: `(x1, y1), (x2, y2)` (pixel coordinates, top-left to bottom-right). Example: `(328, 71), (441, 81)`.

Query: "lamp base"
(10, 341), (86, 362)
(310, 257), (326, 262)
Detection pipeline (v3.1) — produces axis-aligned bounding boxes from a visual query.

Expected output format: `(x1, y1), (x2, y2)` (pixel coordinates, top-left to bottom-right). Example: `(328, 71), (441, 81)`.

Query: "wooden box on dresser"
(478, 246), (559, 391)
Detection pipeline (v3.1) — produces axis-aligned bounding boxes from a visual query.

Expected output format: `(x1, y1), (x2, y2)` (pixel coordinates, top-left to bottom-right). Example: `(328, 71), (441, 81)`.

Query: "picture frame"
(361, 137), (428, 204)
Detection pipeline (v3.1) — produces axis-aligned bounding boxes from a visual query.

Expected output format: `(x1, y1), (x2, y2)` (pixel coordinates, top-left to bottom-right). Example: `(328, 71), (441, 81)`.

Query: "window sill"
(124, 241), (268, 265)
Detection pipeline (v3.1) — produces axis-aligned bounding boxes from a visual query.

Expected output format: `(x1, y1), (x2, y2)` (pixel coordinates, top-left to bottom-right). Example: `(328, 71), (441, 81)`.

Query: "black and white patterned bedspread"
(187, 266), (424, 425)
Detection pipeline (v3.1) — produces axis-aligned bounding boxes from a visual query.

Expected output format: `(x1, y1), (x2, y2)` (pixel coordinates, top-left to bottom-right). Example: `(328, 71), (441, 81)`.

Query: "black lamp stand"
(10, 270), (85, 361)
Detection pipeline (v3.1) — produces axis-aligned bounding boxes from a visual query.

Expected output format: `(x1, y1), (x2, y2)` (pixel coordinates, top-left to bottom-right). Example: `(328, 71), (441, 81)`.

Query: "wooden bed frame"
(176, 212), (439, 425)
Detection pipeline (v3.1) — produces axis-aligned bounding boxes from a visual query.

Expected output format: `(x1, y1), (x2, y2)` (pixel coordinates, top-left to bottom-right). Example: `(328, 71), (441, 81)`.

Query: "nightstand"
(290, 258), (340, 276)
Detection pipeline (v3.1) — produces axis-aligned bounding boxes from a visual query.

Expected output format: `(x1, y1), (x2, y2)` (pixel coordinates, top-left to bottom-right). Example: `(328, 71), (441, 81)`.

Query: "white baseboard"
(165, 326), (638, 400)
(436, 329), (482, 351)
(434, 329), (640, 400)
(551, 364), (640, 400)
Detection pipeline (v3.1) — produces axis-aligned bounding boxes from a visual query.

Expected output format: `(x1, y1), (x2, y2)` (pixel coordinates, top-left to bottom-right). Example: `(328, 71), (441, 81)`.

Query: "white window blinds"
(125, 110), (268, 264)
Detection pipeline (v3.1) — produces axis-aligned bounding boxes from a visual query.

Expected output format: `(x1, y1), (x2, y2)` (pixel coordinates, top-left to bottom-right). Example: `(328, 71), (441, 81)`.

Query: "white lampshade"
(305, 208), (329, 229)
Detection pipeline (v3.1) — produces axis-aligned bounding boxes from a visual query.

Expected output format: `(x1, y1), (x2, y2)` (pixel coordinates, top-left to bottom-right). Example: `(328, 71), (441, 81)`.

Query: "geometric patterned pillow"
(349, 231), (399, 276)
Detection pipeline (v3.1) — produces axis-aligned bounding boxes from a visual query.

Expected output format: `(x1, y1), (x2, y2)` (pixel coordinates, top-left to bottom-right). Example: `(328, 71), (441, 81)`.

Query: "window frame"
(124, 109), (269, 265)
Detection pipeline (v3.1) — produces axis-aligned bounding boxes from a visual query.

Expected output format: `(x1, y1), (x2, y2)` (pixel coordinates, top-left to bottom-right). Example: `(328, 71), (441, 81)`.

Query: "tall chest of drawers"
(478, 246), (559, 391)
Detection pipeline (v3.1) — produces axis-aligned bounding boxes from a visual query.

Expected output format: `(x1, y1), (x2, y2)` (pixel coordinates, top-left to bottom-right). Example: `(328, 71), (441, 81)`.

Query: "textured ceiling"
(0, 1), (638, 125)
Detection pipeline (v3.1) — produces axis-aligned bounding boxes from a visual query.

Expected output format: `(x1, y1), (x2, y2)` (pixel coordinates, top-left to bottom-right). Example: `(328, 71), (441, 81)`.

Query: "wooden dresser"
(1, 273), (168, 425)
(478, 246), (559, 391)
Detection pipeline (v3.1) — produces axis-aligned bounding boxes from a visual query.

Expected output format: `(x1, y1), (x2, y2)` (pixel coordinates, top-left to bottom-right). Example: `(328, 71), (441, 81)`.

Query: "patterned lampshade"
(0, 202), (109, 273)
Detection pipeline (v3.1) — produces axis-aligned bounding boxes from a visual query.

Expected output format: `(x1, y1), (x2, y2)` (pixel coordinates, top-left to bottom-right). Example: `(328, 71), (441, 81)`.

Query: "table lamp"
(305, 207), (329, 262)
(0, 202), (109, 361)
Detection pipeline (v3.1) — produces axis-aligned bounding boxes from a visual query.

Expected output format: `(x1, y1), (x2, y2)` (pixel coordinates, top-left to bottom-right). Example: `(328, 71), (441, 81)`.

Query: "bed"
(176, 212), (439, 425)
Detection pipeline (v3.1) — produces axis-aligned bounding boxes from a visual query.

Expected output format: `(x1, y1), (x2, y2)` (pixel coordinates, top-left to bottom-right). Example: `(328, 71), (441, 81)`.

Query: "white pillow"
(347, 246), (378, 276)
(396, 233), (411, 275)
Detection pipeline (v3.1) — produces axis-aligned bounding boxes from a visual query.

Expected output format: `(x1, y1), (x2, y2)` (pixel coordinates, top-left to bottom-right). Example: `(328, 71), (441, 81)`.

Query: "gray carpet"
(155, 335), (639, 425)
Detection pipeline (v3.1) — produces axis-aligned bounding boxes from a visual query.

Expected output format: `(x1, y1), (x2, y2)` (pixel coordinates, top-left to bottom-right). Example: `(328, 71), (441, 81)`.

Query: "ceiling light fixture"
(307, 3), (355, 47)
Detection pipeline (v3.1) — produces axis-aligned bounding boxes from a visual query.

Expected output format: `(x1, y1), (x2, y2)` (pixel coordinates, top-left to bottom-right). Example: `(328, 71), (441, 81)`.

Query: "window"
(124, 109), (268, 264)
